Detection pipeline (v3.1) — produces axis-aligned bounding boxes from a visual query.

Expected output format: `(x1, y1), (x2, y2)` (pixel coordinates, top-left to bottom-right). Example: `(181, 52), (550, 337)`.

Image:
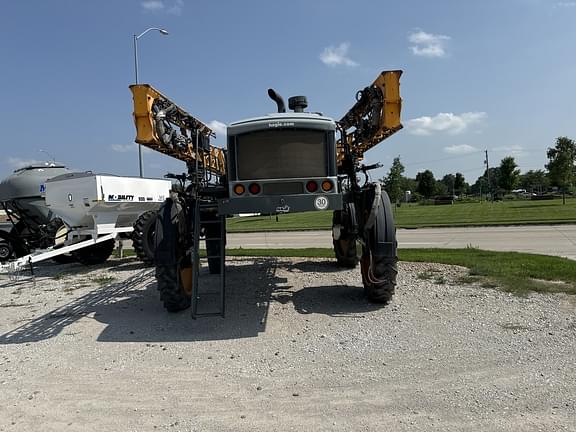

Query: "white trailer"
(1, 173), (171, 272)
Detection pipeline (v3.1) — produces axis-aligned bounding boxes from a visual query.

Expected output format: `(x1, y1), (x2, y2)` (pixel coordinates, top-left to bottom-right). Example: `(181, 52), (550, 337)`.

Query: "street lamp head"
(159, 29), (169, 35)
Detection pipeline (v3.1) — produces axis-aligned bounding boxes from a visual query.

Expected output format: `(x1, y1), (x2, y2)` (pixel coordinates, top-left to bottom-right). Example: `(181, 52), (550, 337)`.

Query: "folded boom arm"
(336, 70), (403, 167)
(130, 84), (226, 176)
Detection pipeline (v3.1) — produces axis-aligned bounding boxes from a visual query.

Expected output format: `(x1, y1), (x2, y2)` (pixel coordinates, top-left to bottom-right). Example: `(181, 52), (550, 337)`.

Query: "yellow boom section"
(130, 84), (226, 175)
(337, 70), (403, 166)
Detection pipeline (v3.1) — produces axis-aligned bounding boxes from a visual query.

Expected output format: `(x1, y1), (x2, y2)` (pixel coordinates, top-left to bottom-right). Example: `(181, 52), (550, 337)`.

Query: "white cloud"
(208, 120), (227, 138)
(408, 30), (450, 58)
(444, 144), (480, 155)
(167, 0), (184, 15)
(319, 42), (358, 67)
(406, 112), (487, 136)
(7, 157), (45, 169)
(141, 0), (164, 11)
(111, 144), (135, 153)
(141, 0), (183, 15)
(555, 1), (576, 7)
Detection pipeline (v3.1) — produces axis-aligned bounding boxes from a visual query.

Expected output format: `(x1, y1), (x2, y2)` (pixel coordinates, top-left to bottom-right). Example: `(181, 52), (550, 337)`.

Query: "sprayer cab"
(218, 89), (341, 216)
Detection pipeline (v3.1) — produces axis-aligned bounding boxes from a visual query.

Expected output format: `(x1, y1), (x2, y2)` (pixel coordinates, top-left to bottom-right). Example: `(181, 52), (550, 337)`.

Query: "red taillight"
(249, 183), (261, 195)
(306, 180), (318, 193)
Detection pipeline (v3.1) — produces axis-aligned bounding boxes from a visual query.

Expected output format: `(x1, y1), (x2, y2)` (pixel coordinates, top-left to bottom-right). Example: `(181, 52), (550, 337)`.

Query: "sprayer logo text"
(268, 122), (295, 128)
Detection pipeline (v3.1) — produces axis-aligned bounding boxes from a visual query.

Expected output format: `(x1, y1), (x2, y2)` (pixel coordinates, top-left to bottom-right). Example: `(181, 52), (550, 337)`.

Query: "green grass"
(402, 248), (576, 296)
(225, 198), (576, 232)
(393, 198), (576, 228)
(224, 247), (576, 296)
(226, 211), (333, 232)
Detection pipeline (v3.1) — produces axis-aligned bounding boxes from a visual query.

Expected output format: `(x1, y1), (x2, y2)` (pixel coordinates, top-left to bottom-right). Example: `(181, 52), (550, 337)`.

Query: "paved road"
(227, 225), (576, 260)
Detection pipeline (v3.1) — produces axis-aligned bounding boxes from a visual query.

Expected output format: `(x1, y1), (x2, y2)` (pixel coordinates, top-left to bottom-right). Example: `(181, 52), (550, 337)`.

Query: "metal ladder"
(190, 199), (226, 318)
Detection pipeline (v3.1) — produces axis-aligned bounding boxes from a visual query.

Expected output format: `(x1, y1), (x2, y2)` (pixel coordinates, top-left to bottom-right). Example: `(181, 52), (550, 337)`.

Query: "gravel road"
(0, 257), (574, 432)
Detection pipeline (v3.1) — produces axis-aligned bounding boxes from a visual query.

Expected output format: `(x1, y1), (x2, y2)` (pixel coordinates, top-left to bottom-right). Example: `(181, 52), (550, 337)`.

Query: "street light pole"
(133, 27), (169, 177)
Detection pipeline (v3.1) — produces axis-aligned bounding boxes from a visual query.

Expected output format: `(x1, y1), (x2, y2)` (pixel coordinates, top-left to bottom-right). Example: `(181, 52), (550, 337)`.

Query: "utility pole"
(484, 149), (491, 201)
(133, 27), (169, 178)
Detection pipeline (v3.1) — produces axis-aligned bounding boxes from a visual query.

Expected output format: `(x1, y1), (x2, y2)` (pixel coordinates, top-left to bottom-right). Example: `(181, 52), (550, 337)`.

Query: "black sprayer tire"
(332, 207), (358, 268)
(361, 254), (398, 303)
(72, 239), (115, 265)
(360, 188), (398, 304)
(132, 210), (157, 266)
(156, 264), (192, 312)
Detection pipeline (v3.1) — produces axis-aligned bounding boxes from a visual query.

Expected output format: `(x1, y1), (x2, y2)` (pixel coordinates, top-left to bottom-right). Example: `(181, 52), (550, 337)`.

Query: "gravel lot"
(0, 257), (575, 432)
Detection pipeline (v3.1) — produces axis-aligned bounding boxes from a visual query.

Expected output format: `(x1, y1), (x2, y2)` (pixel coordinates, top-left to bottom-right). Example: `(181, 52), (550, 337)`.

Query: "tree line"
(381, 136), (576, 204)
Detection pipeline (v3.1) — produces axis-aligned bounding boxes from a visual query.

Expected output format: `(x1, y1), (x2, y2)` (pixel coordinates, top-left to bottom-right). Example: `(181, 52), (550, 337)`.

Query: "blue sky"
(1, 0), (575, 185)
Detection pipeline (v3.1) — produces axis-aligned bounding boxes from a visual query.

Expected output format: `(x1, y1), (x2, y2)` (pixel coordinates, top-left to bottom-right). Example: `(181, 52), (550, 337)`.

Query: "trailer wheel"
(132, 210), (157, 266)
(332, 205), (358, 268)
(72, 239), (115, 265)
(360, 186), (398, 304)
(156, 263), (192, 312)
(0, 240), (13, 262)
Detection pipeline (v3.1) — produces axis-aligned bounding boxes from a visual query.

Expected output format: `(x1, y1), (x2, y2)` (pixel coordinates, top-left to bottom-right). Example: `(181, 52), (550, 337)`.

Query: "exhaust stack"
(267, 88), (286, 113)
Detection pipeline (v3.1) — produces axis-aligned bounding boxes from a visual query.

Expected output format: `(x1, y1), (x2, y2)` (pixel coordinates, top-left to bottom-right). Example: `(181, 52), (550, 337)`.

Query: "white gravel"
(0, 257), (575, 432)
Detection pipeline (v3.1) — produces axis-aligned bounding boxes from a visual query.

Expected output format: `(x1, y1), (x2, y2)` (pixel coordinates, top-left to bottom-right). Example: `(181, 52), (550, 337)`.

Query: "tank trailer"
(131, 70), (403, 317)
(0, 164), (171, 270)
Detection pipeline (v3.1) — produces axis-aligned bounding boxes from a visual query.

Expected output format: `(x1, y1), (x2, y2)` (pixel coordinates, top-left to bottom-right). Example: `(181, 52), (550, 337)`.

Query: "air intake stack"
(288, 96), (308, 113)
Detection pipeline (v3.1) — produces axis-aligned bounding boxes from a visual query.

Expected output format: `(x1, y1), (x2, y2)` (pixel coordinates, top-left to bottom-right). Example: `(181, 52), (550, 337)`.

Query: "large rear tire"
(72, 239), (115, 265)
(132, 210), (157, 266)
(154, 197), (192, 312)
(361, 254), (397, 304)
(360, 187), (398, 304)
(156, 263), (192, 312)
(332, 206), (358, 268)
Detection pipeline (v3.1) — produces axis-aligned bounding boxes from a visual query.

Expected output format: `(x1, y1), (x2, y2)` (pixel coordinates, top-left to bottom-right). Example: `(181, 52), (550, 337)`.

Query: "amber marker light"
(321, 180), (333, 192)
(233, 184), (245, 195)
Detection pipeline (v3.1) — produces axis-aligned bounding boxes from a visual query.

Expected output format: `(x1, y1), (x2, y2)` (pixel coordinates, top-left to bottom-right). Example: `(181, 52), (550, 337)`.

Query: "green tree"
(470, 176), (488, 197)
(454, 173), (466, 196)
(520, 170), (549, 194)
(440, 174), (456, 195)
(416, 170), (436, 199)
(546, 136), (576, 204)
(382, 156), (405, 203)
(498, 156), (520, 193)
